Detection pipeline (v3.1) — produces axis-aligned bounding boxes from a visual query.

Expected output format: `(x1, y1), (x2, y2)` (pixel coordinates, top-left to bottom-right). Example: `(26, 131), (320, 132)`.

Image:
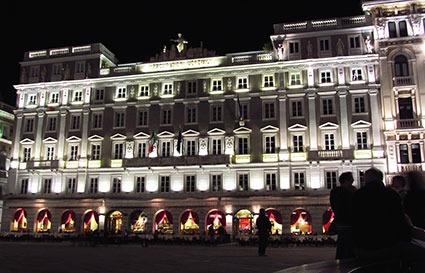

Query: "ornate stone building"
(3, 0), (424, 237)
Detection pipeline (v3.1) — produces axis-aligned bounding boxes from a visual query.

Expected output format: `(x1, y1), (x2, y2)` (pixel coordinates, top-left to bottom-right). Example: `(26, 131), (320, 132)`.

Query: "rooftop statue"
(170, 33), (188, 54)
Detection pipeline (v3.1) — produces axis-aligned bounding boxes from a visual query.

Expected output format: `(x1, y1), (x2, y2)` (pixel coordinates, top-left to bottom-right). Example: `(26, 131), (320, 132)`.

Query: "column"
(279, 94), (289, 160)
(308, 90), (318, 151)
(57, 109), (68, 160)
(338, 88), (350, 149)
(34, 110), (45, 160)
(12, 113), (23, 161)
(369, 89), (384, 157)
(80, 107), (90, 160)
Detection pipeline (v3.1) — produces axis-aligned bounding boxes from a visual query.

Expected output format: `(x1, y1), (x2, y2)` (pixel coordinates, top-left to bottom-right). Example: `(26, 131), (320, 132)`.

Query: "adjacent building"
(3, 0), (424, 237)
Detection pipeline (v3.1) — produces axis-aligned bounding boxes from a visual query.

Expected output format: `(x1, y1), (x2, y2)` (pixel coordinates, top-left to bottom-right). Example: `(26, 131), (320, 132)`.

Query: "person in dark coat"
(352, 168), (411, 259)
(404, 171), (425, 230)
(330, 172), (356, 260)
(256, 208), (271, 256)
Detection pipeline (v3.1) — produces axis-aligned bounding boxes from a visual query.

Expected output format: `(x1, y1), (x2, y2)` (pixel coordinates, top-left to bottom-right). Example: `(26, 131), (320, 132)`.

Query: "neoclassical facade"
(3, 0), (424, 237)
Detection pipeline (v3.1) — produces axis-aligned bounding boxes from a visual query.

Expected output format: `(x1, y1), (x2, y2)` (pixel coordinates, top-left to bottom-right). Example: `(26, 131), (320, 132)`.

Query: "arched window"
(130, 210), (148, 233)
(206, 209), (226, 234)
(12, 209), (28, 232)
(234, 209), (253, 235)
(83, 210), (99, 233)
(290, 208), (312, 235)
(36, 209), (52, 232)
(107, 210), (123, 234)
(265, 208), (283, 235)
(180, 210), (200, 235)
(61, 210), (76, 233)
(154, 210), (173, 234)
(394, 55), (409, 77)
(322, 208), (335, 234)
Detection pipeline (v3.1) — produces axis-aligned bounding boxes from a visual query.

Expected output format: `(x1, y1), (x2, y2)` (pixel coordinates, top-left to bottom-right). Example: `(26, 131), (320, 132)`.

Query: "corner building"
(4, 0), (425, 237)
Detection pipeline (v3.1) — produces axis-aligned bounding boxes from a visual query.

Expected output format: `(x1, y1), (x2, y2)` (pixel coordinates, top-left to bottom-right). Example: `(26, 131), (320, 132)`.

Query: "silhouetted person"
(352, 168), (410, 260)
(404, 171), (425, 230)
(390, 175), (407, 202)
(256, 208), (271, 256)
(330, 172), (356, 259)
(208, 225), (216, 246)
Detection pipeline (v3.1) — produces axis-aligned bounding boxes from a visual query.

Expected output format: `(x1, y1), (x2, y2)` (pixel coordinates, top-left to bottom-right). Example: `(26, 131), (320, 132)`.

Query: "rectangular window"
(112, 177), (121, 193)
(20, 179), (29, 194)
(294, 172), (305, 190)
(400, 144), (409, 163)
(47, 117), (57, 131)
(240, 103), (249, 120)
(43, 179), (52, 194)
(238, 173), (249, 191)
(160, 176), (170, 193)
(322, 98), (334, 115)
(46, 146), (55, 160)
(137, 142), (147, 158)
(114, 143), (124, 159)
(354, 97), (366, 113)
(187, 81), (197, 95)
(351, 69), (364, 81)
(412, 143), (422, 163)
(73, 90), (83, 102)
(324, 133), (335, 150)
(211, 174), (222, 192)
(264, 102), (275, 119)
(23, 147), (32, 162)
(70, 115), (81, 130)
(116, 87), (127, 99)
(186, 107), (197, 123)
(70, 145), (79, 161)
(349, 36), (361, 49)
(135, 176), (145, 193)
(290, 73), (302, 86)
(356, 132), (368, 149)
(92, 113), (103, 129)
(263, 75), (275, 88)
(212, 138), (222, 155)
(238, 137), (249, 154)
(139, 85), (149, 97)
(293, 135), (304, 152)
(163, 83), (173, 95)
(212, 79), (223, 91)
(320, 71), (332, 83)
(90, 178), (98, 194)
(399, 20), (408, 37)
(114, 112), (125, 128)
(237, 77), (248, 89)
(161, 141), (171, 157)
(186, 140), (196, 156)
(28, 94), (37, 105)
(185, 175), (196, 193)
(138, 110), (148, 127)
(49, 93), (59, 104)
(388, 22), (397, 38)
(265, 173), (277, 191)
(289, 41), (300, 54)
(76, 61), (85, 74)
(53, 64), (62, 76)
(292, 100), (303, 117)
(326, 171), (338, 189)
(95, 89), (104, 101)
(67, 178), (77, 194)
(265, 136), (276, 153)
(211, 105), (223, 122)
(24, 118), (34, 133)
(161, 109), (172, 125)
(91, 144), (101, 160)
(319, 38), (330, 51)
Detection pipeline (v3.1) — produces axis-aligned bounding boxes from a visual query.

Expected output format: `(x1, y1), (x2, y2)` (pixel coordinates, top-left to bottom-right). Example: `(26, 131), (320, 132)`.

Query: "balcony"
(393, 76), (415, 87)
(308, 149), (353, 160)
(399, 163), (423, 173)
(396, 119), (421, 129)
(26, 160), (59, 169)
(124, 154), (230, 168)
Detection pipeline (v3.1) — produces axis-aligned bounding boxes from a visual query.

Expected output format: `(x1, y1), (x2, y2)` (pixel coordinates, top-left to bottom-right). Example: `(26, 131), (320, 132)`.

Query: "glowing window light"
(322, 208), (335, 234)
(234, 209), (254, 235)
(108, 211), (123, 234)
(131, 212), (148, 233)
(84, 211), (99, 233)
(36, 210), (52, 232)
(155, 210), (173, 234)
(266, 209), (283, 235)
(290, 209), (312, 235)
(180, 211), (200, 235)
(206, 210), (226, 233)
(61, 211), (76, 233)
(12, 209), (27, 232)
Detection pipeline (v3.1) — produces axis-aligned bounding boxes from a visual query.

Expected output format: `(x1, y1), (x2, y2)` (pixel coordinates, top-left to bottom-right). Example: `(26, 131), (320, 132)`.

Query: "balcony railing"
(308, 149), (354, 160)
(396, 119), (421, 129)
(26, 160), (59, 169)
(393, 76), (415, 86)
(124, 154), (230, 168)
(399, 163), (423, 173)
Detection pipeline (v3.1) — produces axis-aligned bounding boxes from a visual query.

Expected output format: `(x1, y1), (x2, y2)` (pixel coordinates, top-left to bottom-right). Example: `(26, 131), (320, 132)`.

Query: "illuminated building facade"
(3, 0), (425, 237)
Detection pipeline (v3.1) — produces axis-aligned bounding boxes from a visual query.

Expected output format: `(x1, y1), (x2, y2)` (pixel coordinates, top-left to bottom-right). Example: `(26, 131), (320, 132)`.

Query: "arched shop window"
(290, 208), (312, 235)
(234, 209), (254, 235)
(322, 208), (335, 234)
(265, 208), (283, 235)
(155, 210), (173, 234)
(130, 211), (148, 233)
(83, 210), (99, 233)
(36, 209), (52, 232)
(107, 211), (123, 234)
(180, 210), (200, 235)
(61, 210), (76, 233)
(12, 209), (28, 232)
(206, 209), (226, 234)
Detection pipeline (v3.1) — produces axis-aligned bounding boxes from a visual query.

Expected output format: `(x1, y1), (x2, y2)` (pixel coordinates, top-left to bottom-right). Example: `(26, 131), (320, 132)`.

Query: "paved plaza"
(0, 242), (335, 273)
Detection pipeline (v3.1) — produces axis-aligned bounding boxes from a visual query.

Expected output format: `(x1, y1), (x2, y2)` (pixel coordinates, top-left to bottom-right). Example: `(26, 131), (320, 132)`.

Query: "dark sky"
(4, 0), (363, 107)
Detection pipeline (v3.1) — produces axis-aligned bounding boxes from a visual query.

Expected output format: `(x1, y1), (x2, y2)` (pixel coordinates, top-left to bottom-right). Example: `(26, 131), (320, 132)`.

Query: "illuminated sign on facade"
(138, 57), (225, 73)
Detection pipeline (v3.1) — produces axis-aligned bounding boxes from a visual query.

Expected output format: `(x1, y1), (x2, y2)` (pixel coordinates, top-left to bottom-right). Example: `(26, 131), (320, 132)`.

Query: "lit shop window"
(234, 209), (253, 235)
(107, 210), (123, 234)
(36, 209), (52, 232)
(290, 208), (312, 235)
(130, 211), (148, 233)
(12, 209), (28, 232)
(83, 211), (99, 233)
(322, 208), (335, 234)
(155, 210), (173, 234)
(180, 210), (200, 235)
(206, 210), (226, 234)
(61, 210), (76, 233)
(265, 209), (283, 235)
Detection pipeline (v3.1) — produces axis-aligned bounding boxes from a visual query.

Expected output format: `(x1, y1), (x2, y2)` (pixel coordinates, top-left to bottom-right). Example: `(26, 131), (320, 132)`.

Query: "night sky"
(4, 0), (363, 107)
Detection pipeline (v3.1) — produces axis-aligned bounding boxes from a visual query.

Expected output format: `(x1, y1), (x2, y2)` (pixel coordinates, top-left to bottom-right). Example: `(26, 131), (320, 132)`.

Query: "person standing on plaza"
(330, 172), (356, 260)
(256, 208), (271, 256)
